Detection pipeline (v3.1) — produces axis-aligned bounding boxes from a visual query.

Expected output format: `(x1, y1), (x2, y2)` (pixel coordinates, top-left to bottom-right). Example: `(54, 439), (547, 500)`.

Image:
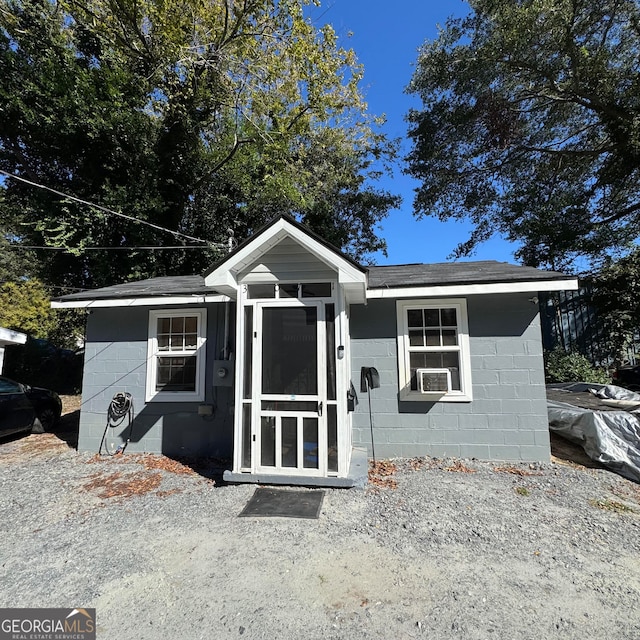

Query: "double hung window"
(396, 299), (472, 402)
(146, 309), (206, 402)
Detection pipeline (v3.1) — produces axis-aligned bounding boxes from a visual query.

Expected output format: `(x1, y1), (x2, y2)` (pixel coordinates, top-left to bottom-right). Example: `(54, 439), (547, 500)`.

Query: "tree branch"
(519, 144), (614, 157)
(192, 134), (252, 190)
(594, 200), (640, 226)
(285, 105), (311, 132)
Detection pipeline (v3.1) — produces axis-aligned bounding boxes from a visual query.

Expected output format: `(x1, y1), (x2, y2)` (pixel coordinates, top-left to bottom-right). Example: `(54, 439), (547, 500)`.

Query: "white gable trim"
(366, 278), (579, 299)
(204, 217), (367, 302)
(51, 294), (229, 309)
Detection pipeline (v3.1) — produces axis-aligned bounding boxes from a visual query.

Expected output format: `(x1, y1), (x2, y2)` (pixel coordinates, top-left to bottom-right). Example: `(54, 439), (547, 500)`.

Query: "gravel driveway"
(1, 428), (640, 640)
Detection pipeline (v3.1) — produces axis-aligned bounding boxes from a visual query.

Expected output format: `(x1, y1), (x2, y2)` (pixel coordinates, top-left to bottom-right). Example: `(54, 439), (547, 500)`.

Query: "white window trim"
(396, 298), (472, 402)
(146, 309), (207, 402)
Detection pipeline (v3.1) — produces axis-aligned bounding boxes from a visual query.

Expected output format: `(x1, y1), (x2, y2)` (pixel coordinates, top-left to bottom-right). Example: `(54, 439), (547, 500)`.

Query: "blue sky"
(309, 1), (520, 266)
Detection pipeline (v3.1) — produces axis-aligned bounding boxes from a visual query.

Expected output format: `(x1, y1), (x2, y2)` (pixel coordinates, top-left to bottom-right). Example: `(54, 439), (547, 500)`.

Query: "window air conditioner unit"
(417, 368), (451, 394)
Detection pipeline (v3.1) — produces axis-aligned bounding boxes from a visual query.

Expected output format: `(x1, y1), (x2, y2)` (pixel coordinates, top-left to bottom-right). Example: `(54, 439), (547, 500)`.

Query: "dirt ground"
(1, 403), (639, 639)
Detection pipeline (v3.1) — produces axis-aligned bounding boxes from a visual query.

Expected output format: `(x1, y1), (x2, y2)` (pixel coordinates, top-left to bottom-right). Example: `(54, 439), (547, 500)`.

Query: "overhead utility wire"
(0, 280), (85, 293)
(6, 245), (211, 251)
(0, 169), (223, 248)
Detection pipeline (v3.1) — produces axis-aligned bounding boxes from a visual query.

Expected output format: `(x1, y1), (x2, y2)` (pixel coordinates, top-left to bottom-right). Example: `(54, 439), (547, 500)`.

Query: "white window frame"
(396, 298), (472, 402)
(146, 309), (207, 402)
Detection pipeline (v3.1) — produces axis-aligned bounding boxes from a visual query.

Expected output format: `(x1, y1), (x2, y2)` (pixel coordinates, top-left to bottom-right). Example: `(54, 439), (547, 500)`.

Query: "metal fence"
(539, 287), (603, 364)
(539, 287), (639, 365)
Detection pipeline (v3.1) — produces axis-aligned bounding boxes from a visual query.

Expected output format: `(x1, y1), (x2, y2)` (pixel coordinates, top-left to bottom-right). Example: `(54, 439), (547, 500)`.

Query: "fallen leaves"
(368, 457), (481, 489)
(445, 460), (476, 473)
(370, 460), (397, 477)
(130, 454), (199, 475)
(0, 434), (69, 464)
(368, 477), (398, 491)
(20, 433), (67, 453)
(406, 457), (438, 471)
(87, 453), (202, 476)
(494, 465), (543, 477)
(81, 452), (212, 502)
(368, 460), (398, 490)
(82, 470), (162, 500)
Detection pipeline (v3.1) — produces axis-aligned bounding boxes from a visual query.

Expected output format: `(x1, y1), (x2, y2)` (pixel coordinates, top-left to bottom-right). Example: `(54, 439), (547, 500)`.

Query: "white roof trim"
(52, 294), (229, 309)
(204, 218), (367, 294)
(53, 278), (578, 307)
(366, 278), (579, 299)
(0, 327), (27, 346)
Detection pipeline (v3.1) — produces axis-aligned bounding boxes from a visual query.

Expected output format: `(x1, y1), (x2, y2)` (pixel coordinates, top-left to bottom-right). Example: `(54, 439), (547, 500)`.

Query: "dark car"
(612, 364), (640, 391)
(0, 376), (62, 438)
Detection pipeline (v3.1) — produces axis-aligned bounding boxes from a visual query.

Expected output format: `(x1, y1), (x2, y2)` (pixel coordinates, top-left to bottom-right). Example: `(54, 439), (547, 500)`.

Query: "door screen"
(262, 306), (318, 395)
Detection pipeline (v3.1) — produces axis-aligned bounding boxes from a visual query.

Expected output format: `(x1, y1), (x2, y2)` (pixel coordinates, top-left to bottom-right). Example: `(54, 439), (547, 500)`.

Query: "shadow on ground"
(53, 406), (230, 483)
(47, 396), (601, 483)
(550, 431), (602, 469)
(164, 456), (231, 485)
(54, 410), (80, 449)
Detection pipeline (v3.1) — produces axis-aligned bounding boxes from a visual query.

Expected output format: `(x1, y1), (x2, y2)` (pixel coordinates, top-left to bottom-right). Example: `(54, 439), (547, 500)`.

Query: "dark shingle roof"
(55, 261), (572, 302)
(367, 261), (570, 289)
(57, 275), (214, 302)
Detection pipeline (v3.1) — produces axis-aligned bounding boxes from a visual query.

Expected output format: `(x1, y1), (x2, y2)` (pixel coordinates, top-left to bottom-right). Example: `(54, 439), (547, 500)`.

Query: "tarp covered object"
(548, 393), (640, 483)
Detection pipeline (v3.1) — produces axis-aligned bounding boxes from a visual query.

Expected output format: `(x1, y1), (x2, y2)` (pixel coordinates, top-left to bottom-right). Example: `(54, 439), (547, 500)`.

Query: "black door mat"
(239, 487), (324, 519)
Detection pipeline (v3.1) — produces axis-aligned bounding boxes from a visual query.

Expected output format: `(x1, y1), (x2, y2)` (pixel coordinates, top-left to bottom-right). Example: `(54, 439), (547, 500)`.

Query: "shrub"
(545, 348), (611, 384)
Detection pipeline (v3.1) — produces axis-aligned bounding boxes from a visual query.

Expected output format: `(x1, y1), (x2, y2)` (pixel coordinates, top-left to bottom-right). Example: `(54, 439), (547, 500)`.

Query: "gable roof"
(203, 214), (365, 279)
(203, 214), (368, 302)
(52, 216), (578, 308)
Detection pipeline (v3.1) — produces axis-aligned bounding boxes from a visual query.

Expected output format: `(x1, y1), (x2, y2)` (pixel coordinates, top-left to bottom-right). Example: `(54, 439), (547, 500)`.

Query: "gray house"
(54, 215), (578, 486)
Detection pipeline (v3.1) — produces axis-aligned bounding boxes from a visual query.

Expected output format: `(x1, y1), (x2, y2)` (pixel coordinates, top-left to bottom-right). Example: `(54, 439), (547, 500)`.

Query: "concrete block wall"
(78, 304), (235, 457)
(349, 293), (550, 462)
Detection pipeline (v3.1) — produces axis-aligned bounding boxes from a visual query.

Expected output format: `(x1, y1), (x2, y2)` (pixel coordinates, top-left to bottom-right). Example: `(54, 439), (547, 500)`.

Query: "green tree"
(589, 249), (640, 363)
(0, 274), (85, 349)
(405, 0), (640, 270)
(0, 279), (56, 338)
(0, 0), (399, 290)
(0, 190), (34, 282)
(0, 195), (84, 351)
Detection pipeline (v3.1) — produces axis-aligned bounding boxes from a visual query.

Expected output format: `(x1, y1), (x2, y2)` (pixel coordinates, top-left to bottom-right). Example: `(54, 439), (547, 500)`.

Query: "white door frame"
(232, 281), (351, 478)
(254, 299), (327, 476)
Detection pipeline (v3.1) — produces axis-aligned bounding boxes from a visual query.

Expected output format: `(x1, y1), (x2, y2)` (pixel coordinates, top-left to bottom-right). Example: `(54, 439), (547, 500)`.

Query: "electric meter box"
(213, 358), (234, 387)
